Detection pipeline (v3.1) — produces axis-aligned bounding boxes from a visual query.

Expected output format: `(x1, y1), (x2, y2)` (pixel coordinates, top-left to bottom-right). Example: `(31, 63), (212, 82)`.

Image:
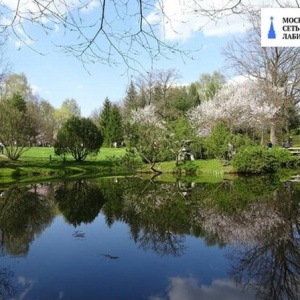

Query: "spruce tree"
(99, 97), (112, 146)
(124, 81), (139, 115)
(107, 104), (123, 145)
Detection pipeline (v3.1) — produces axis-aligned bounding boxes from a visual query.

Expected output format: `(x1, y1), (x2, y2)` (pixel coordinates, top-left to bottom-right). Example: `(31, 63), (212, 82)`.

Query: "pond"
(0, 175), (299, 300)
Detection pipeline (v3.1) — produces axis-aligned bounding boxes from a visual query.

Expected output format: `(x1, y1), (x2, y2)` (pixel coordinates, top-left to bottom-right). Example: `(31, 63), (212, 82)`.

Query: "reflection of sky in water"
(0, 214), (256, 300)
(150, 277), (255, 300)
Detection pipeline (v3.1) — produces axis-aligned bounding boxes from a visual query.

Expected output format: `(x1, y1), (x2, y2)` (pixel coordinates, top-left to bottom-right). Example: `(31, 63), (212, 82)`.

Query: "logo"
(268, 16), (276, 39)
(261, 8), (300, 47)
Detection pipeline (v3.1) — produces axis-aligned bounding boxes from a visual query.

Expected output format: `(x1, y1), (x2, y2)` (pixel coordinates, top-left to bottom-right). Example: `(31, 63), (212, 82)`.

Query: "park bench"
(287, 147), (300, 156)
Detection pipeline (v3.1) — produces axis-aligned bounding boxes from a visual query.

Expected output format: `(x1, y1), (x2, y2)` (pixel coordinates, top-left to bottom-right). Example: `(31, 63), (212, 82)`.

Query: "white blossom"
(188, 79), (280, 137)
(130, 105), (166, 130)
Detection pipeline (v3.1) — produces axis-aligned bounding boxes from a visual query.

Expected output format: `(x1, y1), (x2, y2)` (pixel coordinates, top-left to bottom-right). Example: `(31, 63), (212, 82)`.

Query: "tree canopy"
(54, 116), (103, 161)
(0, 92), (36, 160)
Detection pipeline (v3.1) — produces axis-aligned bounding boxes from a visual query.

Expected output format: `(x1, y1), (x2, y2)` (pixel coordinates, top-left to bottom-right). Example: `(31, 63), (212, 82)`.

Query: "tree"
(0, 1), (195, 68)
(187, 79), (280, 141)
(2, 73), (33, 101)
(106, 105), (123, 145)
(196, 72), (226, 102)
(152, 69), (181, 118)
(2, 1), (300, 69)
(0, 92), (36, 160)
(38, 100), (56, 144)
(98, 97), (112, 146)
(126, 104), (169, 172)
(188, 83), (200, 106)
(223, 11), (300, 144)
(167, 86), (196, 116)
(125, 104), (190, 170)
(54, 98), (81, 133)
(54, 116), (103, 161)
(0, 37), (10, 86)
(123, 81), (139, 116)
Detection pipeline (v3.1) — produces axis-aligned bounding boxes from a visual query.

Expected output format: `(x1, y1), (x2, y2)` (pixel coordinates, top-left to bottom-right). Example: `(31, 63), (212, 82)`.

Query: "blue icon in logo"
(268, 16), (276, 39)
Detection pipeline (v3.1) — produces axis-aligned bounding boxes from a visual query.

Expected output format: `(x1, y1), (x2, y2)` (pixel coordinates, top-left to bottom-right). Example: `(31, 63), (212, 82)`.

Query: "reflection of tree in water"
(189, 176), (281, 246)
(102, 178), (190, 256)
(101, 175), (300, 298)
(0, 267), (15, 299)
(226, 183), (300, 300)
(55, 180), (106, 226)
(183, 175), (300, 300)
(0, 185), (56, 256)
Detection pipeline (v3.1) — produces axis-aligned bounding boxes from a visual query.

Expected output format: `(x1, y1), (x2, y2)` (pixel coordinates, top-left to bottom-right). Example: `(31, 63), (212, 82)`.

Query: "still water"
(0, 175), (299, 300)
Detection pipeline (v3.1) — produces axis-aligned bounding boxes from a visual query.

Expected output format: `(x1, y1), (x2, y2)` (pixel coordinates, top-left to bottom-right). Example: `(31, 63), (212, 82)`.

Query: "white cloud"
(149, 276), (256, 300)
(17, 276), (35, 300)
(80, 0), (100, 13)
(146, 0), (282, 41)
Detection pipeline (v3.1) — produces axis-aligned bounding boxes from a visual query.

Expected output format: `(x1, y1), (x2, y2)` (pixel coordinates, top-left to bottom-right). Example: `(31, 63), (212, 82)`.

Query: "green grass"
(20, 147), (126, 162)
(0, 147), (128, 185)
(139, 158), (234, 175)
(0, 146), (236, 186)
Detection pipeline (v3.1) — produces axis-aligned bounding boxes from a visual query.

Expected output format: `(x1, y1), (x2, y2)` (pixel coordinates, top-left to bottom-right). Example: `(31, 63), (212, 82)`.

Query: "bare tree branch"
(0, 0), (299, 71)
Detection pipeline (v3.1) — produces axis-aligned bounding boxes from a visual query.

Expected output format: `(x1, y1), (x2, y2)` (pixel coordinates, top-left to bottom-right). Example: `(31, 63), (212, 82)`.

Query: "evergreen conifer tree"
(99, 97), (112, 146)
(107, 104), (123, 146)
(124, 81), (139, 114)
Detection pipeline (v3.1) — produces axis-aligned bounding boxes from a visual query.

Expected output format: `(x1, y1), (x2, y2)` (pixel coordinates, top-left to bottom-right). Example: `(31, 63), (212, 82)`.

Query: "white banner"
(261, 8), (300, 47)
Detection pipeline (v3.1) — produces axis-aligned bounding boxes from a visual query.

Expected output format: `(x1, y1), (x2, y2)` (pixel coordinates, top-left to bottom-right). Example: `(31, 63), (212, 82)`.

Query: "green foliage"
(105, 148), (142, 172)
(204, 123), (231, 159)
(0, 187), (55, 255)
(232, 146), (281, 173)
(54, 116), (103, 161)
(203, 123), (256, 160)
(196, 71), (225, 102)
(167, 86), (195, 115)
(98, 97), (112, 146)
(98, 98), (123, 146)
(10, 92), (27, 112)
(55, 181), (106, 226)
(188, 83), (200, 106)
(107, 104), (123, 144)
(124, 80), (139, 114)
(3, 73), (33, 101)
(0, 94), (36, 160)
(269, 147), (298, 167)
(54, 98), (81, 131)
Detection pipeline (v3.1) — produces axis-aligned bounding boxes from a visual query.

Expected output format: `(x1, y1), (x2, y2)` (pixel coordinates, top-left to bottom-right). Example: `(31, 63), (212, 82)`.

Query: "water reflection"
(0, 267), (14, 299)
(0, 184), (55, 256)
(228, 180), (300, 300)
(149, 277), (256, 300)
(54, 180), (106, 226)
(0, 175), (300, 299)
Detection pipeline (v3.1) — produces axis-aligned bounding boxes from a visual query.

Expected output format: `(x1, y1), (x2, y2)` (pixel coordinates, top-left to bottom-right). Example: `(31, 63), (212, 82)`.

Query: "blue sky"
(3, 0), (277, 117)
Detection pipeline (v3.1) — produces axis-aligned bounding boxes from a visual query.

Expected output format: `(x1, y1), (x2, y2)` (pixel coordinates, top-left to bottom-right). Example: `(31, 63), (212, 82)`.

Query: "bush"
(270, 147), (298, 167)
(232, 146), (280, 173)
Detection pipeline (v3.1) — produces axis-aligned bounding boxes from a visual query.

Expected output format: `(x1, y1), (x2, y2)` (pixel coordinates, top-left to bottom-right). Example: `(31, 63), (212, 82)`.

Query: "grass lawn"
(0, 147), (128, 185)
(0, 146), (235, 185)
(20, 147), (126, 162)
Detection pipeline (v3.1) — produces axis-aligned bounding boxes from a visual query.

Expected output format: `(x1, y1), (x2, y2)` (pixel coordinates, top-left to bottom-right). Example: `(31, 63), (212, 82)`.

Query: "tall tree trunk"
(270, 121), (278, 145)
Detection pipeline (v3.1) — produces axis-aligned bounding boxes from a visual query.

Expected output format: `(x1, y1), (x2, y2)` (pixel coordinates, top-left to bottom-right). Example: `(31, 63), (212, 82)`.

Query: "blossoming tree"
(187, 79), (280, 144)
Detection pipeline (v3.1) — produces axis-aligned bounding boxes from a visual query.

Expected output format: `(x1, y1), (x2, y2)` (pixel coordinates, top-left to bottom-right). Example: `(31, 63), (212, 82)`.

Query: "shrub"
(203, 122), (256, 160)
(232, 146), (280, 173)
(270, 147), (297, 167)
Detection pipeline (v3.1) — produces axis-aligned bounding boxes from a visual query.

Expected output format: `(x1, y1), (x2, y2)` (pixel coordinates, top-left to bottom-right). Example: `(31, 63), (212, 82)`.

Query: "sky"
(2, 0), (280, 117)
